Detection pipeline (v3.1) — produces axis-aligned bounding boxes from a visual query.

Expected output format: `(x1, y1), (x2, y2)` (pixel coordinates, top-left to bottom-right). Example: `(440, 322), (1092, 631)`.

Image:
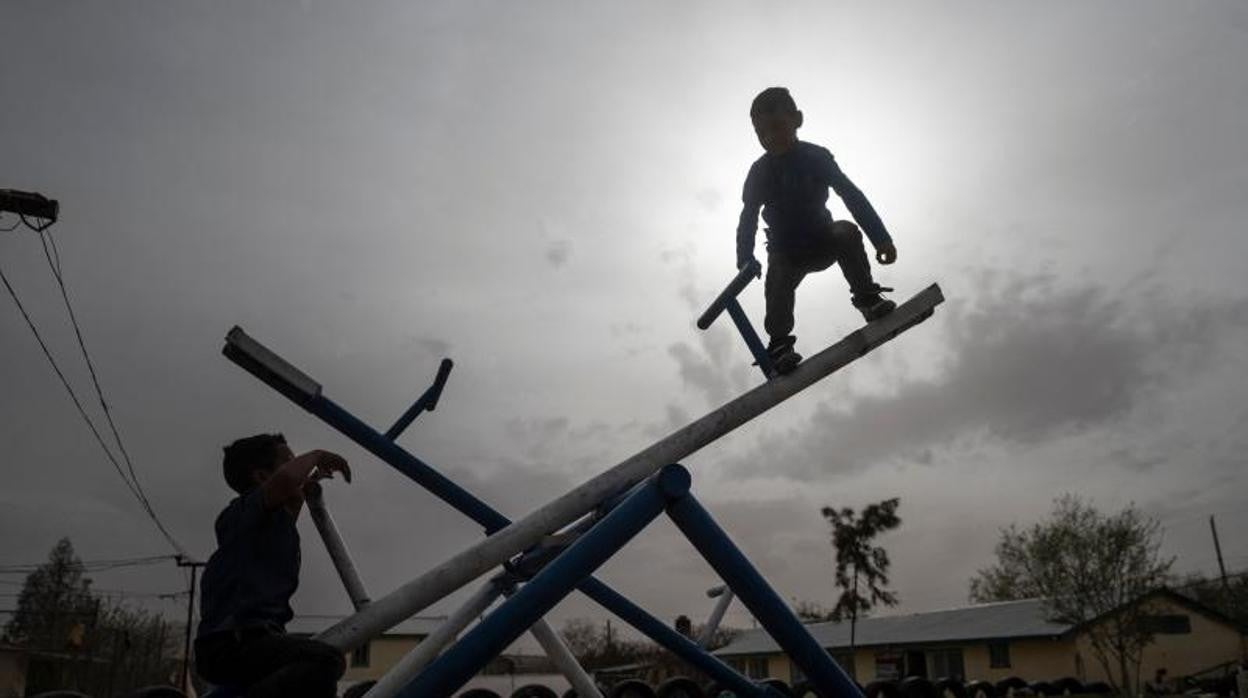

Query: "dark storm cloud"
(725, 272), (1248, 481)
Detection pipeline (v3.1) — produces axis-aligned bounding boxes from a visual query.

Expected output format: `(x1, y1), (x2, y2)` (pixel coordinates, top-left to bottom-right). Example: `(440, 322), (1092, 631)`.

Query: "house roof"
(286, 614), (447, 637)
(715, 599), (1070, 656)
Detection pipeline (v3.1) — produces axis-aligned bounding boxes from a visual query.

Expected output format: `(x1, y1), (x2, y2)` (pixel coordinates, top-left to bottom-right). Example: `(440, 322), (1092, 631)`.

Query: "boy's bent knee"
(830, 220), (862, 241)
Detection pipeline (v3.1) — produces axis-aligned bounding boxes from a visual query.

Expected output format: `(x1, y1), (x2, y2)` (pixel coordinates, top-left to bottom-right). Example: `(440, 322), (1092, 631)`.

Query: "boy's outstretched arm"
(261, 449), (351, 515)
(825, 158), (897, 265)
(736, 165), (763, 276)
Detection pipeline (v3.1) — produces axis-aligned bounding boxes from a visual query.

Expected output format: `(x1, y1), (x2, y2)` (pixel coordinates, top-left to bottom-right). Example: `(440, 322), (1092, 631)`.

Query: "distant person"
(195, 433), (352, 697)
(736, 86), (898, 374)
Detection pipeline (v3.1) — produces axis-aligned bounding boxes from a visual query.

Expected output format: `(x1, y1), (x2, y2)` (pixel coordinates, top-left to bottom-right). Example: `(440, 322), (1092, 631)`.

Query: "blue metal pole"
(577, 578), (773, 697)
(666, 493), (864, 698)
(397, 465), (691, 698)
(725, 298), (774, 378)
(385, 358), (453, 440)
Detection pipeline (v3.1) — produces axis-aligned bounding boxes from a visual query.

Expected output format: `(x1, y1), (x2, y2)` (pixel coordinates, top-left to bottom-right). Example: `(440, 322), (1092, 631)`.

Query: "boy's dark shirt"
(737, 140), (892, 265)
(198, 488), (300, 637)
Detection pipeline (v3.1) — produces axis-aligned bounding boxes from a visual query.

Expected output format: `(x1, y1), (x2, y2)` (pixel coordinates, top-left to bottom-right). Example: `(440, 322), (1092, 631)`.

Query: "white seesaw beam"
(317, 283), (944, 651)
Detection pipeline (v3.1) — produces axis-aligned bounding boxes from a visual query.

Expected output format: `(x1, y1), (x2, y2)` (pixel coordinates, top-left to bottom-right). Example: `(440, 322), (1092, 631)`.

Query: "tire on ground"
(866, 680), (904, 698)
(901, 677), (939, 698)
(965, 681), (996, 698)
(342, 680), (377, 698)
(609, 680), (657, 698)
(1029, 681), (1056, 696)
(513, 686), (560, 698)
(126, 688), (188, 698)
(657, 676), (704, 698)
(1052, 678), (1083, 695)
(995, 677), (1027, 697)
(760, 678), (794, 696)
(934, 677), (968, 698)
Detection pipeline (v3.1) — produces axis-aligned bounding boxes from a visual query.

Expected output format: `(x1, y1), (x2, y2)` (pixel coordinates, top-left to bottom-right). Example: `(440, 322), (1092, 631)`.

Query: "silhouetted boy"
(737, 87), (898, 373)
(195, 433), (351, 697)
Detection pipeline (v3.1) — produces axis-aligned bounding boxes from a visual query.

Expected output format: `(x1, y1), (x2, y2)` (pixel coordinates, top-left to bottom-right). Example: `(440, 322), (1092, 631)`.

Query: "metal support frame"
(221, 282), (942, 696)
(223, 330), (776, 691)
(307, 285), (940, 650)
(305, 481), (371, 610)
(667, 491), (864, 698)
(396, 466), (690, 698)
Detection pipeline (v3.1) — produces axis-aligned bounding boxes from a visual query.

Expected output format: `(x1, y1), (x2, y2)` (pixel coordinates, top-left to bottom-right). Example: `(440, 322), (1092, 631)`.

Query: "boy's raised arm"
(260, 450), (351, 512)
(821, 154), (896, 263)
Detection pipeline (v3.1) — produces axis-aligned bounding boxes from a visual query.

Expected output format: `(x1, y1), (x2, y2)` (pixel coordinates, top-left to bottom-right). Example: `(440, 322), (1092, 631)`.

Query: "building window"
(1136, 614), (1191, 634)
(747, 657), (770, 679)
(988, 641), (1010, 669)
(930, 649), (964, 680)
(875, 651), (904, 681)
(351, 641), (371, 668)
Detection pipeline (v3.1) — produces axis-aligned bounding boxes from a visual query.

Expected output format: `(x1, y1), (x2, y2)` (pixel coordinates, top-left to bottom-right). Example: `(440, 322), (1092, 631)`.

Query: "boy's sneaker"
(852, 285), (896, 322)
(766, 339), (802, 376)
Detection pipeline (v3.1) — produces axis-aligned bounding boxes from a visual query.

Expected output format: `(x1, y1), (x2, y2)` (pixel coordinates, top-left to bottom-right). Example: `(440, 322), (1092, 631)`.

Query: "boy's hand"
(311, 450), (352, 483)
(738, 256), (762, 279)
(876, 243), (897, 265)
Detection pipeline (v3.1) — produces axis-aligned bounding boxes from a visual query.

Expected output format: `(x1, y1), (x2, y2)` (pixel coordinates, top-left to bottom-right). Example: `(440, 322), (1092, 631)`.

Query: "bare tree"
(969, 495), (1174, 698)
(821, 497), (901, 653)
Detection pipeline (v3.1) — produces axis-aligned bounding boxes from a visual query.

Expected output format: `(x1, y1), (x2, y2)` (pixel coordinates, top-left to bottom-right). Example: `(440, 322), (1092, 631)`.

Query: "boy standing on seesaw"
(195, 433), (352, 697)
(736, 87), (898, 374)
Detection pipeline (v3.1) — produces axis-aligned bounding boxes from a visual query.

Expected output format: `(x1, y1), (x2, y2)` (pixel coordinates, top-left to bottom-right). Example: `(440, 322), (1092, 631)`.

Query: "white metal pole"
(698, 587), (735, 648)
(318, 285), (943, 651)
(529, 618), (604, 698)
(363, 580), (505, 698)
(305, 481), (371, 610)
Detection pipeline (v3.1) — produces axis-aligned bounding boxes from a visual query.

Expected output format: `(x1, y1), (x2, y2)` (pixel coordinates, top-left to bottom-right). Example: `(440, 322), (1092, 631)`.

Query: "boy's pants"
(196, 626), (346, 698)
(764, 220), (876, 348)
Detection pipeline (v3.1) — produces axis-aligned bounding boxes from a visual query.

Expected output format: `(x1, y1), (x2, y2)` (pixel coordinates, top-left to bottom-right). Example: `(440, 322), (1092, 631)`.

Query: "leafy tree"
(3, 539), (181, 694)
(3, 537), (98, 651)
(793, 599), (833, 623)
(969, 495), (1174, 698)
(821, 497), (901, 652)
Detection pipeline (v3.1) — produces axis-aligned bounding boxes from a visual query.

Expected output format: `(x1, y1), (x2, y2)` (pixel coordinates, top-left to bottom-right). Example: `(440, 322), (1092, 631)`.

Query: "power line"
(1, 208), (185, 555)
(0, 554), (177, 575)
(0, 263), (151, 514)
(35, 227), (182, 555)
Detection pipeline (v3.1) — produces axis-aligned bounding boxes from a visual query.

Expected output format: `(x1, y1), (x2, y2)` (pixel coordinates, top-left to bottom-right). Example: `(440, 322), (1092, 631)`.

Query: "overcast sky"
(3, 1), (1247, 650)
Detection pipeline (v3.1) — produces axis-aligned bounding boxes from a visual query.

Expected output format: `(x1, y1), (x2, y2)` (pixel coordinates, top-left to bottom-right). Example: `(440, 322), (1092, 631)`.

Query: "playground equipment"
(219, 274), (943, 697)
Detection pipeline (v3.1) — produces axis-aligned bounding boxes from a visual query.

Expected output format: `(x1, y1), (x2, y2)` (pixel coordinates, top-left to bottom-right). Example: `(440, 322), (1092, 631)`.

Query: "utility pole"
(1210, 516), (1232, 595)
(175, 556), (205, 694)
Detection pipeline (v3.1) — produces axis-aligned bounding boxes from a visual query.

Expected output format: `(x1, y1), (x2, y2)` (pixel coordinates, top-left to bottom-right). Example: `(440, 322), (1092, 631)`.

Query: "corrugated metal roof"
(286, 614), (448, 637)
(715, 599), (1069, 656)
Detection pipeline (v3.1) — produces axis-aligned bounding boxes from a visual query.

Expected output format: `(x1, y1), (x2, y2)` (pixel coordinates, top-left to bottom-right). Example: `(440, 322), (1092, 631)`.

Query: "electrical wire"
(1, 212), (185, 555)
(0, 263), (151, 514)
(0, 554), (176, 574)
(35, 227), (182, 555)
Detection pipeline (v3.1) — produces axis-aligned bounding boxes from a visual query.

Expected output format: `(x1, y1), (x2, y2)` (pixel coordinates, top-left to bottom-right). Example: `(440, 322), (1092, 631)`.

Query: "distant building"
(713, 589), (1245, 687)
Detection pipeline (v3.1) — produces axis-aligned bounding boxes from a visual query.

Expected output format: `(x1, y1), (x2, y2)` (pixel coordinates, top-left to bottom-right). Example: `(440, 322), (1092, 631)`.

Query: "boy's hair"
(222, 433), (288, 494)
(750, 87), (798, 118)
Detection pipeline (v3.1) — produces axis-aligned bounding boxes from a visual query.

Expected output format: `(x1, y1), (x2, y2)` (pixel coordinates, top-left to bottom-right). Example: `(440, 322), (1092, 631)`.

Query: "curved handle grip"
(696, 259), (761, 330)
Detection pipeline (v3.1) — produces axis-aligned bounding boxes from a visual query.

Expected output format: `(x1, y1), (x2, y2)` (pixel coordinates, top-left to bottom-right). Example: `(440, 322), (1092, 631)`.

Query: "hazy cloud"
(728, 274), (1248, 480)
